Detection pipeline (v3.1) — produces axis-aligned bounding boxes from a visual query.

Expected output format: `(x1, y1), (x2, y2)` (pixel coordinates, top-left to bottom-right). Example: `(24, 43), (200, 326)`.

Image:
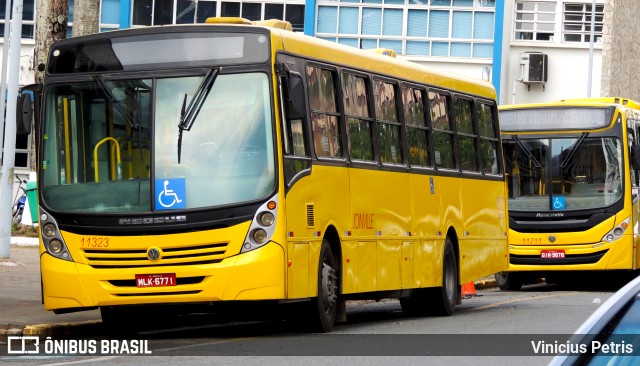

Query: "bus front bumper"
(505, 234), (634, 272)
(41, 242), (285, 311)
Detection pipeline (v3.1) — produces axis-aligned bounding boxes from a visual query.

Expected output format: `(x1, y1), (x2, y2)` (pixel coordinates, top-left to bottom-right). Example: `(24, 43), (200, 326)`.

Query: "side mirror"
(16, 92), (32, 135)
(632, 144), (640, 171)
(284, 73), (306, 121)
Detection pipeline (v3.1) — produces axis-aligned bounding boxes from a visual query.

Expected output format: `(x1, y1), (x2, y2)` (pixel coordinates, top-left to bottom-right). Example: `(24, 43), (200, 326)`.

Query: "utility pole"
(71, 0), (99, 37)
(0, 0), (24, 258)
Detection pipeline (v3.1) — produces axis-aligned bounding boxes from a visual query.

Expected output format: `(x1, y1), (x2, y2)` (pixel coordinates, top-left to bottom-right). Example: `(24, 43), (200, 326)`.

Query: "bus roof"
(266, 25), (497, 100)
(500, 97), (640, 111)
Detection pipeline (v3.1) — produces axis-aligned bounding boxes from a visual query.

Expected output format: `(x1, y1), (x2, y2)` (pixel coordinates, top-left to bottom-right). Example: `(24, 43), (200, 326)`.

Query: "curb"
(0, 320), (102, 338)
(10, 236), (39, 247)
(474, 279), (497, 290)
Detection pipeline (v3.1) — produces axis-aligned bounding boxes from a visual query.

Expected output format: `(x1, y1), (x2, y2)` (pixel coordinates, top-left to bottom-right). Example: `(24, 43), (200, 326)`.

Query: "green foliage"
(11, 222), (39, 238)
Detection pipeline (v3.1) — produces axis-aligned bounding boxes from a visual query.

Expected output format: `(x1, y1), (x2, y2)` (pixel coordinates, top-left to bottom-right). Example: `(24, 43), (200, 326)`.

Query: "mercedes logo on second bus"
(147, 247), (161, 261)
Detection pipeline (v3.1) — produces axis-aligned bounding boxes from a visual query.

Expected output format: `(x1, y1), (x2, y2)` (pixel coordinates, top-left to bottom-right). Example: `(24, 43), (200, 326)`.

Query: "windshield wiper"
(177, 68), (220, 163)
(93, 75), (140, 129)
(513, 136), (542, 168)
(560, 133), (588, 168)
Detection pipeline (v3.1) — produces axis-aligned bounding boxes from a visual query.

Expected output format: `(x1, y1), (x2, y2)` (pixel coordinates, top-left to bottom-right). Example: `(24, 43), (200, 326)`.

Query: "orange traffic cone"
(462, 281), (476, 298)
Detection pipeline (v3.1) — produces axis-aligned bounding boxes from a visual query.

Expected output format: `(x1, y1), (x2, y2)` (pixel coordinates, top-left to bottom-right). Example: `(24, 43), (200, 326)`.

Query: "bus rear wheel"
(401, 237), (458, 316)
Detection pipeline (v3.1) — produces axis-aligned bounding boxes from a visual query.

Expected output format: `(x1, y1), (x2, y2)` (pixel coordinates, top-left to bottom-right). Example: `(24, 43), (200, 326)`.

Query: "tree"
(32, 0), (68, 169)
(34, 0), (68, 84)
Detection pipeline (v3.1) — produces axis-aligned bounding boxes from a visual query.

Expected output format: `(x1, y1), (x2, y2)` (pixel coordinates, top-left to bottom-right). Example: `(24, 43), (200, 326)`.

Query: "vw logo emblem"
(548, 235), (556, 243)
(147, 247), (161, 261)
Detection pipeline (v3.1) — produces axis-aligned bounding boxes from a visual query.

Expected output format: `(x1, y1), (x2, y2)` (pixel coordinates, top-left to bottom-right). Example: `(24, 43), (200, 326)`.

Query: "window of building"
(375, 79), (402, 165)
(316, 0), (495, 59)
(343, 72), (374, 161)
(0, 0), (35, 39)
(403, 85), (430, 167)
(514, 1), (556, 41)
(307, 66), (342, 159)
(132, 0), (305, 32)
(429, 91), (455, 170)
(563, 2), (604, 43)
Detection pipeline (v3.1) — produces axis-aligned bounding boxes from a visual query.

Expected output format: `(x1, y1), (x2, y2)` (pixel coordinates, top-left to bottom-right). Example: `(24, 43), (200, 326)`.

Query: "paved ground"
(0, 244), (101, 337)
(0, 241), (496, 337)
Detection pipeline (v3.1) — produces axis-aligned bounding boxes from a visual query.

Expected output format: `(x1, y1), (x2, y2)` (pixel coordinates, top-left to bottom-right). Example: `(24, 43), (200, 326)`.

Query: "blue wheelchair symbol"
(155, 178), (186, 210)
(552, 196), (566, 211)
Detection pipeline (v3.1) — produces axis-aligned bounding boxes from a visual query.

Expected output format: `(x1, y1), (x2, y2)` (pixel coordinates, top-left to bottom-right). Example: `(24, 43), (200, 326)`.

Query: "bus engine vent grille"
(306, 204), (315, 228)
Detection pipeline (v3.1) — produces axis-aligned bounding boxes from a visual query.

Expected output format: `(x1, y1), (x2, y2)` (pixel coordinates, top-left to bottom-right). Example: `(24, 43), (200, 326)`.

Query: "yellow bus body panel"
(41, 223), (285, 310)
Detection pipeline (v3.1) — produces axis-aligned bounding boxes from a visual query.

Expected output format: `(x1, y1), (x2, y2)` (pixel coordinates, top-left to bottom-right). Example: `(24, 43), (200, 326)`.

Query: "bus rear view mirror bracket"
(16, 91), (34, 135)
(284, 73), (306, 120)
(17, 83), (43, 136)
(632, 144), (640, 170)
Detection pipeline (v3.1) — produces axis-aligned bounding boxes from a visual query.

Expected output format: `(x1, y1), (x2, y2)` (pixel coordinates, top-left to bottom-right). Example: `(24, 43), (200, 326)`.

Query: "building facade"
(2, 0), (634, 180)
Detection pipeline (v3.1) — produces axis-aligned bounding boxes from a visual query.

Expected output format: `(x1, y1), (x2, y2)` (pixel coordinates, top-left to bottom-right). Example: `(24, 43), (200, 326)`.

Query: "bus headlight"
(252, 229), (268, 244)
(42, 223), (56, 237)
(258, 212), (275, 227)
(241, 194), (278, 254)
(48, 240), (63, 254)
(39, 209), (74, 262)
(602, 217), (630, 243)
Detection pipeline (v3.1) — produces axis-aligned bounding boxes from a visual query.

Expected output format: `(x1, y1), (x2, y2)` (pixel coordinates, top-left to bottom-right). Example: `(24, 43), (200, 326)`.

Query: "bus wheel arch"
(401, 229), (459, 316)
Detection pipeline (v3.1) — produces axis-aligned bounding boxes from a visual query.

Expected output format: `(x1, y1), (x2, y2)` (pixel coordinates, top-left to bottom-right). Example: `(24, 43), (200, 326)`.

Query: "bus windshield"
(504, 136), (623, 212)
(41, 72), (275, 213)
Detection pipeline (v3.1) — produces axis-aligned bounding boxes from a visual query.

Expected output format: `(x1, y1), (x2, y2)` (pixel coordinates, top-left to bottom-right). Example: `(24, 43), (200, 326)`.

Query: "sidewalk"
(0, 240), (496, 337)
(0, 242), (101, 337)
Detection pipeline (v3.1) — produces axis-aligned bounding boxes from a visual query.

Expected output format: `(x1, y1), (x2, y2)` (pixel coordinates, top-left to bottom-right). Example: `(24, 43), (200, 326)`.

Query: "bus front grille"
(509, 249), (608, 265)
(82, 243), (228, 268)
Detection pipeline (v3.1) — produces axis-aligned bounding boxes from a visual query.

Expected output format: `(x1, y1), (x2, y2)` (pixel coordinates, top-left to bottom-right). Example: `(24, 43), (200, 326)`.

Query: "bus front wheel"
(292, 239), (338, 332)
(494, 271), (524, 291)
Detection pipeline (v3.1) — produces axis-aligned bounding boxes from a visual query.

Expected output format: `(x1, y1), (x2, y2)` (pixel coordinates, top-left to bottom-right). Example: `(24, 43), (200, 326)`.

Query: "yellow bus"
(497, 98), (640, 290)
(30, 18), (508, 333)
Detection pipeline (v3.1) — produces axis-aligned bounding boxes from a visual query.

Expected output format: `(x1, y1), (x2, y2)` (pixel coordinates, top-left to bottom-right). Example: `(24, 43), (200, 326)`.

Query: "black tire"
(494, 271), (524, 291)
(100, 306), (141, 337)
(401, 237), (458, 316)
(305, 239), (338, 332)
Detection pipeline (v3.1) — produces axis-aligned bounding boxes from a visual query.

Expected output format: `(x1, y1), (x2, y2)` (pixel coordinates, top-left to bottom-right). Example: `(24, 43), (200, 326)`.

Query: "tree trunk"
(32, 0), (68, 171)
(71, 0), (99, 38)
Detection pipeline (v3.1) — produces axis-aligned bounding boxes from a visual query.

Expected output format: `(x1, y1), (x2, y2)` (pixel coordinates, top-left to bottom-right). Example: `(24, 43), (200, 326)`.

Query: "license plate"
(135, 273), (176, 287)
(540, 250), (565, 259)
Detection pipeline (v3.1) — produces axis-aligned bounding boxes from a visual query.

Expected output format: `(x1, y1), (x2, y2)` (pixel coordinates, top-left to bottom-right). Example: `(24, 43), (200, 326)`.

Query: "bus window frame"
(401, 81), (433, 170)
(372, 75), (405, 169)
(476, 98), (503, 177)
(305, 61), (347, 163)
(427, 87), (458, 173)
(452, 93), (481, 175)
(341, 69), (377, 166)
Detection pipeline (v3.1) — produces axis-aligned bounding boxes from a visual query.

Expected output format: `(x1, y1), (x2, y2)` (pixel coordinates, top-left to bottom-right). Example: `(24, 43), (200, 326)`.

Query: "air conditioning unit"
(520, 52), (548, 83)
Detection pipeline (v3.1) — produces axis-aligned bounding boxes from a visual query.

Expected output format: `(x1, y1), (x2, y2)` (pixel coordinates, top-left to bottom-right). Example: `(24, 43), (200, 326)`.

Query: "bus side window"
(280, 70), (311, 187)
(429, 90), (456, 170)
(306, 65), (342, 159)
(343, 72), (375, 162)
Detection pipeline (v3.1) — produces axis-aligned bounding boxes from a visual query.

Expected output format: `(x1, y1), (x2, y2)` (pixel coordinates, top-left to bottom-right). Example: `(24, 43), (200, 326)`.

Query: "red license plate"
(135, 273), (176, 287)
(540, 250), (565, 259)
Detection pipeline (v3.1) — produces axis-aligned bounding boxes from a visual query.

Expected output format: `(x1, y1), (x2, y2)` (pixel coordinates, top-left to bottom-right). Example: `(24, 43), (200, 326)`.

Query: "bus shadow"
(518, 270), (640, 293)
